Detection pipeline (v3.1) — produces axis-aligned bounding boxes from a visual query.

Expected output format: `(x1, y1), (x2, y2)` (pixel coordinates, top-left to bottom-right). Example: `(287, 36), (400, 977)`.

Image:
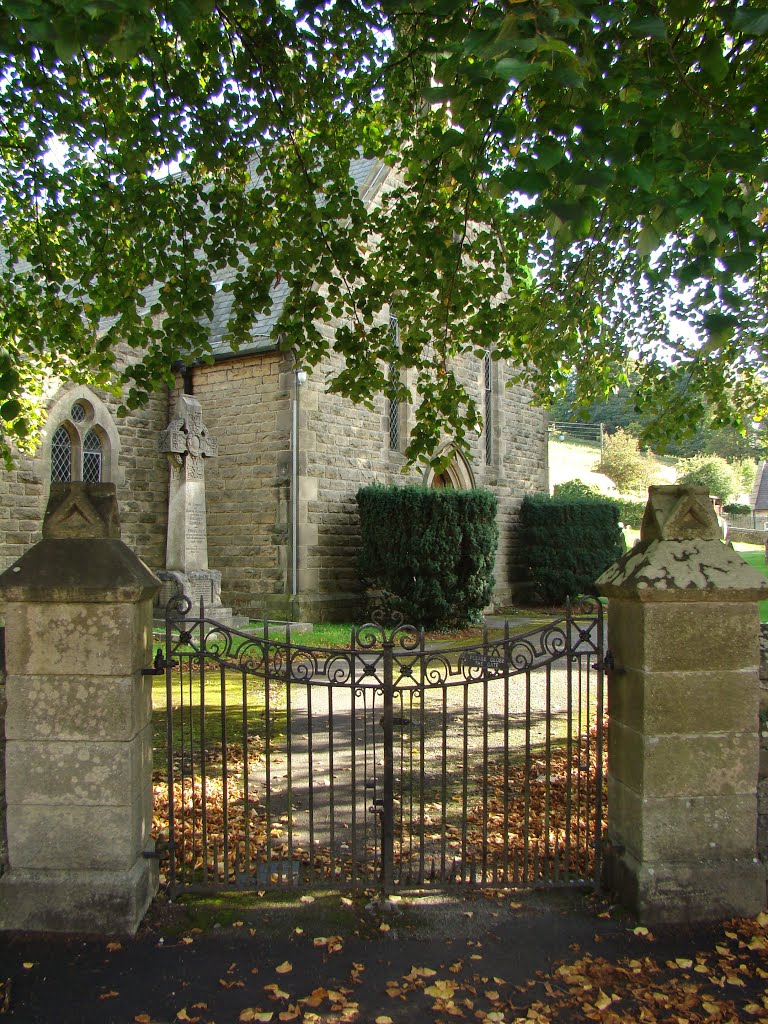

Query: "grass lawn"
(151, 670), (286, 775)
(732, 542), (768, 622)
(249, 621), (517, 647)
(245, 621), (359, 647)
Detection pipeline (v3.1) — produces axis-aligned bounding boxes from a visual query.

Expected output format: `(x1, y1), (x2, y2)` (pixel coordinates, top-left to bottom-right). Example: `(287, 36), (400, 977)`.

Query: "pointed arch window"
(51, 426), (72, 482)
(388, 313), (401, 451)
(49, 398), (110, 484)
(82, 430), (103, 483)
(483, 350), (493, 466)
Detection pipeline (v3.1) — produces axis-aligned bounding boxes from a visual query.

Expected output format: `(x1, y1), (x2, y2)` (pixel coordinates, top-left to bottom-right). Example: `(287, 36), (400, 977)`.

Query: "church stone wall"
(296, 346), (548, 622)
(0, 345), (547, 627)
(0, 448), (45, 577)
(184, 344), (548, 623)
(114, 390), (172, 568)
(0, 379), (169, 581)
(188, 351), (294, 619)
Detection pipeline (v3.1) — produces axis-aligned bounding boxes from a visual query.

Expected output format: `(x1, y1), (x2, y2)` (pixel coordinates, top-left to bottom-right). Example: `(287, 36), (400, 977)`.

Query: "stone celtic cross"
(159, 394), (218, 481)
(160, 395), (218, 573)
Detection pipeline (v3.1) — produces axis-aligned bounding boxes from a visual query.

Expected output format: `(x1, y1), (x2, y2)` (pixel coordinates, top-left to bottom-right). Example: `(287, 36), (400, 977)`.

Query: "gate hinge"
(143, 648), (169, 676)
(143, 839), (174, 860)
(592, 650), (623, 675)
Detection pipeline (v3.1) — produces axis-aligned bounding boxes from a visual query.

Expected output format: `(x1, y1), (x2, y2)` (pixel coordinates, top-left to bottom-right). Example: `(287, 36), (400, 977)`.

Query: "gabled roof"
(206, 155), (386, 361)
(751, 461), (768, 510)
(206, 274), (290, 360)
(15, 155), (387, 365)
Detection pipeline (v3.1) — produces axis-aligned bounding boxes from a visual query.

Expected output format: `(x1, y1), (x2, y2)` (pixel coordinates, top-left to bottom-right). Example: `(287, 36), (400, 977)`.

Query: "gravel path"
(244, 641), (601, 881)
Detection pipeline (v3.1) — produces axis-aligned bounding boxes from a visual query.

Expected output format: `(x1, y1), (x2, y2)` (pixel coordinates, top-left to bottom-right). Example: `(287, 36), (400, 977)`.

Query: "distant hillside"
(548, 437), (678, 497)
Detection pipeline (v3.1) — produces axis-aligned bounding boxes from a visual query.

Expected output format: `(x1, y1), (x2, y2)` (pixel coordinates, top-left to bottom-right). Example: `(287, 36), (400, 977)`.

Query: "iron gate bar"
(159, 597), (605, 896)
(503, 618), (510, 884)
(164, 609), (175, 891)
(594, 601), (606, 887)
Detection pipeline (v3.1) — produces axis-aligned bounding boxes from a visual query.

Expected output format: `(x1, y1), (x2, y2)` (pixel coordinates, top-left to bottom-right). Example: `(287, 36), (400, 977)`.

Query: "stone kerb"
(0, 482), (161, 934)
(597, 485), (768, 924)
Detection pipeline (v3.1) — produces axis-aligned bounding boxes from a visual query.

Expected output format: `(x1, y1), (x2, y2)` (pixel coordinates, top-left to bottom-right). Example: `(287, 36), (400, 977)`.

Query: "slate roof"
(9, 155), (387, 364)
(206, 155), (386, 361)
(751, 461), (768, 510)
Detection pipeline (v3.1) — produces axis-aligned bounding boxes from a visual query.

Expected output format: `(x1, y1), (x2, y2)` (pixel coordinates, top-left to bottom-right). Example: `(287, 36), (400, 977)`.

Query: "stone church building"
(0, 160), (549, 623)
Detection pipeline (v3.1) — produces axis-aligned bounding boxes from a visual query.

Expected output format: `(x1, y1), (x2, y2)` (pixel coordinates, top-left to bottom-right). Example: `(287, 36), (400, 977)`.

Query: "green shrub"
(553, 479), (602, 499)
(598, 428), (652, 492)
(676, 454), (739, 502)
(723, 502), (752, 516)
(519, 494), (625, 605)
(356, 485), (498, 628)
(554, 480), (646, 528)
(613, 496), (647, 529)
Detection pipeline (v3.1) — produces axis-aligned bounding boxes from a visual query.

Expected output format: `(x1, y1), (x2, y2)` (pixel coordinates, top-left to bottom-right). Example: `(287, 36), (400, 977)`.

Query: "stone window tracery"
(51, 425), (73, 482)
(47, 394), (114, 484)
(484, 350), (493, 466)
(82, 430), (103, 483)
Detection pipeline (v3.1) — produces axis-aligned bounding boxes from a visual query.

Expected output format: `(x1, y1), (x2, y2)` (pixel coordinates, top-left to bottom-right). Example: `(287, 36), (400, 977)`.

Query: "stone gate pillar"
(0, 483), (160, 933)
(597, 485), (768, 923)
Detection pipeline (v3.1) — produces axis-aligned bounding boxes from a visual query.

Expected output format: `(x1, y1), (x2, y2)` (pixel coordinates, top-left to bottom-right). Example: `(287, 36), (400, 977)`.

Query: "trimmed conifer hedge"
(356, 484), (498, 627)
(519, 494), (625, 605)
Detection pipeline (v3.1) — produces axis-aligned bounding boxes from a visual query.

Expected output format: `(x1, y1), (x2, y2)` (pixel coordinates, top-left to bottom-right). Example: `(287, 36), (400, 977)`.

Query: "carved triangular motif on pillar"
(640, 485), (720, 542)
(42, 482), (121, 540)
(662, 491), (720, 540)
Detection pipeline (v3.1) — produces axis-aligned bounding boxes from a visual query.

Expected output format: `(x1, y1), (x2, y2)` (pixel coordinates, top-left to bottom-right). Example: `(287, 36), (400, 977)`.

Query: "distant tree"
(555, 371), (767, 462)
(724, 502), (752, 516)
(549, 372), (640, 433)
(733, 458), (758, 494)
(676, 455), (740, 502)
(598, 429), (653, 494)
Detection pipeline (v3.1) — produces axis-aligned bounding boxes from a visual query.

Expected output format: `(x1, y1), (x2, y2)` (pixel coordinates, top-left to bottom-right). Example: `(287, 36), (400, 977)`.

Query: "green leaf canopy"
(0, 0), (766, 467)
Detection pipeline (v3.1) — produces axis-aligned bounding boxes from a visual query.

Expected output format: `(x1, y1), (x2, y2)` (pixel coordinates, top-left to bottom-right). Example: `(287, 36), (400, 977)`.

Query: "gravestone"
(157, 395), (240, 624)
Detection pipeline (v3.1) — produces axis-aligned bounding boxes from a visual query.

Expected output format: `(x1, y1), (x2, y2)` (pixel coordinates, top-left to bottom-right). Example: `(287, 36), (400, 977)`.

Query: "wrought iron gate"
(154, 599), (605, 895)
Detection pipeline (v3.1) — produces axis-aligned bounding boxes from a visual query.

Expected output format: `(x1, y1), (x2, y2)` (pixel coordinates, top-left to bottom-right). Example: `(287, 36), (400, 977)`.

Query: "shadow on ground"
(1, 884), (761, 1024)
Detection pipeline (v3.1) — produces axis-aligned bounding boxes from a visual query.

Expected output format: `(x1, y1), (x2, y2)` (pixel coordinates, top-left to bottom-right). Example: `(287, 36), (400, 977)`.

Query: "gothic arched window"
(82, 430), (103, 483)
(387, 312), (401, 451)
(484, 350), (493, 466)
(50, 425), (73, 482)
(49, 399), (109, 484)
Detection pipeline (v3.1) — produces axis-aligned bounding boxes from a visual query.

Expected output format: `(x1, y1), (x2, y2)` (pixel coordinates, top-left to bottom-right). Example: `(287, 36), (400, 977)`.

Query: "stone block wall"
(187, 351), (294, 617)
(0, 370), (169, 580)
(297, 345), (548, 621)
(180, 343), (548, 623)
(728, 528), (768, 546)
(114, 392), (170, 568)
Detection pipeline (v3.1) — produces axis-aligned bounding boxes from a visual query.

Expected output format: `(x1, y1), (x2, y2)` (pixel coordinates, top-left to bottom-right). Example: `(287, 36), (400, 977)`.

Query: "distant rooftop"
(751, 461), (768, 510)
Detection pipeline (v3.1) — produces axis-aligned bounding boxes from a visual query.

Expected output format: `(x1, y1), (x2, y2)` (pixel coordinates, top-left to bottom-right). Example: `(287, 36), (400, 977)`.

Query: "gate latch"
(369, 797), (386, 829)
(143, 648), (169, 676)
(143, 837), (175, 860)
